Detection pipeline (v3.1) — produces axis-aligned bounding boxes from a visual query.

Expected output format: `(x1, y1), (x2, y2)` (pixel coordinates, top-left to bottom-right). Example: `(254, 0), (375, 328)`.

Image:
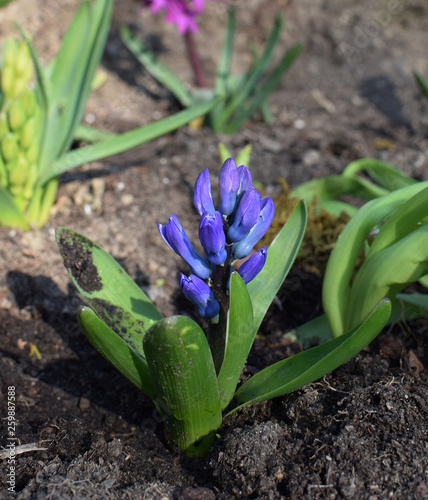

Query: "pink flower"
(143, 0), (207, 35)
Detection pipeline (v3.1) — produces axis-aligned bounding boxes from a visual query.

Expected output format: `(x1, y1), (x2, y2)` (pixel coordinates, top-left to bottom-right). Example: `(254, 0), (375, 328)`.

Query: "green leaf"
(220, 15), (283, 124)
(228, 42), (302, 133)
(43, 0), (113, 165)
(292, 174), (388, 205)
(365, 186), (428, 259)
(291, 313), (332, 347)
(247, 200), (307, 334)
(56, 227), (163, 357)
(343, 158), (416, 192)
(232, 299), (391, 412)
(120, 26), (192, 108)
(143, 315), (222, 457)
(210, 7), (235, 131)
(415, 71), (428, 99)
(78, 306), (154, 399)
(74, 124), (116, 143)
(41, 99), (218, 185)
(0, 185), (29, 230)
(217, 272), (253, 410)
(345, 224), (428, 331)
(235, 144), (252, 167)
(323, 182), (428, 337)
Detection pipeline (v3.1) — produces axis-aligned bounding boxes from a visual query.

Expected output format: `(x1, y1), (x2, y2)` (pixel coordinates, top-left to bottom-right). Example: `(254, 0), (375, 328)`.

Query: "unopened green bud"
(15, 42), (32, 77)
(8, 152), (28, 189)
(0, 66), (15, 98)
(0, 112), (10, 136)
(8, 100), (27, 131)
(22, 162), (37, 199)
(0, 154), (8, 187)
(20, 116), (36, 150)
(1, 133), (19, 162)
(25, 141), (39, 163)
(3, 39), (17, 67)
(20, 89), (36, 117)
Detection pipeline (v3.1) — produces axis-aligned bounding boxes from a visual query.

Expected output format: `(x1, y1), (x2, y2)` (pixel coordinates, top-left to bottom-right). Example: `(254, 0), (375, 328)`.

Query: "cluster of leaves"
(0, 0), (216, 229)
(121, 8), (301, 134)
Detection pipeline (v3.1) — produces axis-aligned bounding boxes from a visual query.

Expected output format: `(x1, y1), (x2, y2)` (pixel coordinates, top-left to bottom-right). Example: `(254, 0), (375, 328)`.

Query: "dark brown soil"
(1, 0), (428, 498)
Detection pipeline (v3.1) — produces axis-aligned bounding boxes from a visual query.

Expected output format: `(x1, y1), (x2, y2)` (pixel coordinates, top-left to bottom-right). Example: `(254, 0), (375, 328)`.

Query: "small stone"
(120, 194), (134, 206)
(79, 397), (91, 411)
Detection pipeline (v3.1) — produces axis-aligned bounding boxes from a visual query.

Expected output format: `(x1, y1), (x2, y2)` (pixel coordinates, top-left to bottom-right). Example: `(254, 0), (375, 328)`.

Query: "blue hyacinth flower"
(179, 273), (220, 319)
(158, 215), (210, 279)
(194, 168), (215, 216)
(218, 158), (240, 216)
(237, 247), (267, 284)
(227, 187), (261, 243)
(232, 197), (275, 260)
(199, 211), (227, 266)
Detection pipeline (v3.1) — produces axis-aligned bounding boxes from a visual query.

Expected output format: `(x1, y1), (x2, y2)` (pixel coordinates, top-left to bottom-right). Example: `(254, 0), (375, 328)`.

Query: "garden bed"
(1, 0), (427, 497)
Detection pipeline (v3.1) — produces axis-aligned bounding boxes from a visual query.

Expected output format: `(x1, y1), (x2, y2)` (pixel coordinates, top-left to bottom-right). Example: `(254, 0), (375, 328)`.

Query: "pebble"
(79, 397), (91, 411)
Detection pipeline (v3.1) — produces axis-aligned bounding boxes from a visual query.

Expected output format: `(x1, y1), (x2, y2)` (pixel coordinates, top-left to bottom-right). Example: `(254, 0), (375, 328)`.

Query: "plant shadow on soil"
(1, 0), (428, 497)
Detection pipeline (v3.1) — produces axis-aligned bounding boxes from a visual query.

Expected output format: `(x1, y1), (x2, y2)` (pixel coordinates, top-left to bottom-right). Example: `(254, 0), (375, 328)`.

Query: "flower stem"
(184, 31), (207, 88)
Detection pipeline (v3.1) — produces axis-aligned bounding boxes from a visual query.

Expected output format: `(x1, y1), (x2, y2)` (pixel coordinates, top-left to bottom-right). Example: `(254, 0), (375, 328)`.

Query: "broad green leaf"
(218, 143), (232, 163)
(78, 306), (154, 399)
(229, 43), (302, 133)
(0, 185), (29, 230)
(56, 227), (163, 357)
(247, 200), (307, 334)
(41, 99), (218, 184)
(343, 158), (415, 192)
(319, 199), (357, 217)
(323, 182), (428, 337)
(366, 186), (428, 259)
(345, 224), (428, 330)
(292, 174), (388, 204)
(291, 313), (332, 346)
(221, 15), (283, 124)
(143, 315), (221, 457)
(120, 26), (192, 108)
(39, 0), (113, 171)
(396, 292), (428, 310)
(232, 299), (391, 412)
(415, 71), (428, 99)
(217, 272), (253, 410)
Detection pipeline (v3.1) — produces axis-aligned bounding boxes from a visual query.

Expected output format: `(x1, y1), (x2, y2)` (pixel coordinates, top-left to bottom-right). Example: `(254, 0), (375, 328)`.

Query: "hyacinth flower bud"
(194, 168), (215, 216)
(218, 158), (239, 216)
(237, 165), (253, 198)
(237, 247), (267, 284)
(199, 211), (227, 266)
(158, 215), (210, 280)
(179, 273), (220, 319)
(232, 197), (275, 260)
(227, 187), (261, 243)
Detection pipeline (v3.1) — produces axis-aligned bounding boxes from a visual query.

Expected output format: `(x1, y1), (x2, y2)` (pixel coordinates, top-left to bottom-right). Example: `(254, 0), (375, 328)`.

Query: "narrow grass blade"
(74, 124), (116, 143)
(217, 272), (253, 410)
(210, 7), (235, 131)
(228, 43), (302, 133)
(0, 186), (29, 230)
(221, 15), (283, 123)
(232, 299), (391, 412)
(78, 306), (154, 399)
(247, 201), (307, 335)
(143, 315), (221, 457)
(120, 26), (192, 108)
(56, 227), (163, 357)
(41, 99), (218, 184)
